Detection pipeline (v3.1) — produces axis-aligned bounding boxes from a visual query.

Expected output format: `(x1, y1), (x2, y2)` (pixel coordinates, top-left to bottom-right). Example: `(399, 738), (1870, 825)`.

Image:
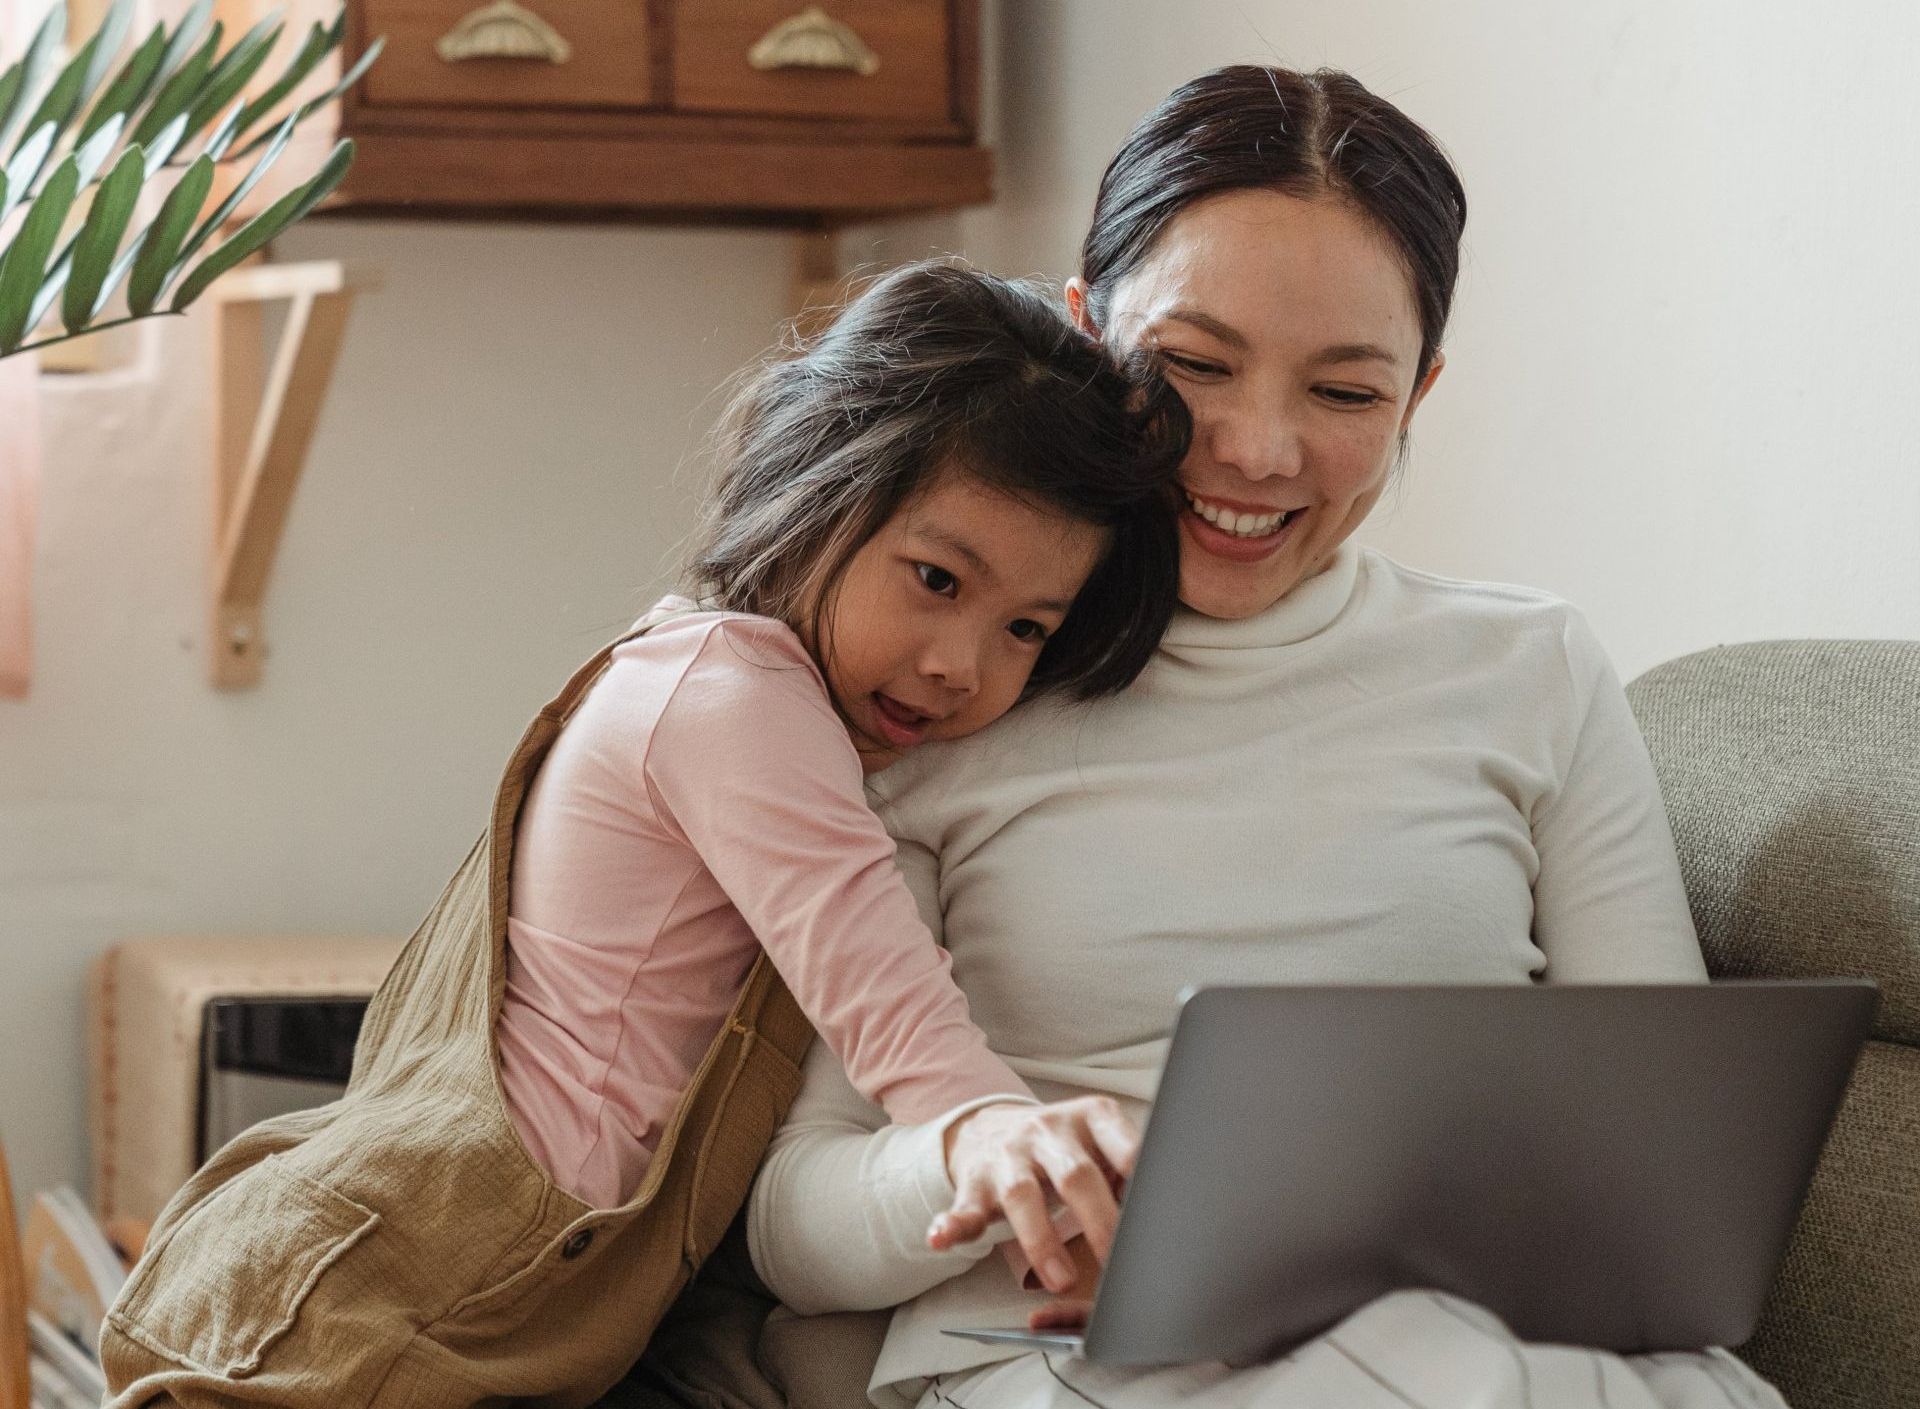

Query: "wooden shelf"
(326, 129), (992, 223)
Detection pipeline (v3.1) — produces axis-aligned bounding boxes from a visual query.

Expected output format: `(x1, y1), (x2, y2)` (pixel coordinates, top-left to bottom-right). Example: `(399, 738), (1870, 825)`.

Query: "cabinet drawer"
(361, 0), (654, 109)
(673, 1), (952, 124)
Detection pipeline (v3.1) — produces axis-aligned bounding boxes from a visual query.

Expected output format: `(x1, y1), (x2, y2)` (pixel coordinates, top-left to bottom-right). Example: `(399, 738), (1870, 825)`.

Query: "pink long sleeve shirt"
(495, 602), (1029, 1209)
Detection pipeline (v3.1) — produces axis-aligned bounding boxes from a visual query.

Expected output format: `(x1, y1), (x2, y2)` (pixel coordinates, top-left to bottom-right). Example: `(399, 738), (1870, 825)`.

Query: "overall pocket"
(107, 1154), (380, 1378)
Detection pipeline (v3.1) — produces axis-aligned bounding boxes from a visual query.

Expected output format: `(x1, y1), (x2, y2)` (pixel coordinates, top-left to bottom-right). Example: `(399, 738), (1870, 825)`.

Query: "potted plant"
(0, 0), (381, 360)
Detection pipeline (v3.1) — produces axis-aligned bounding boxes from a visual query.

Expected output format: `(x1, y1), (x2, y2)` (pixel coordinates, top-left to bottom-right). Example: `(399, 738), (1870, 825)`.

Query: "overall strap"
(352, 599), (723, 1097)
(543, 598), (711, 726)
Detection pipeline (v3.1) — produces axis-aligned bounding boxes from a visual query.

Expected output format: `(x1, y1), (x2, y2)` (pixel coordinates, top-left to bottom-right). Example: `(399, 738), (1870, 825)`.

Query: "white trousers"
(914, 1291), (1787, 1409)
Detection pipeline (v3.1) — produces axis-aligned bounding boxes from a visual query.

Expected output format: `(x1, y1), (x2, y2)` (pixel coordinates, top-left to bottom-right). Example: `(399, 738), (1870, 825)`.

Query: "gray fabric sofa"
(599, 638), (1920, 1409)
(1626, 640), (1919, 1409)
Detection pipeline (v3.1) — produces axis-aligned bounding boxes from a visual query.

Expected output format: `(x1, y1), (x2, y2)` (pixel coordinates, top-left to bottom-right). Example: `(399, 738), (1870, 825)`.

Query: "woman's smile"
(1181, 487), (1305, 563)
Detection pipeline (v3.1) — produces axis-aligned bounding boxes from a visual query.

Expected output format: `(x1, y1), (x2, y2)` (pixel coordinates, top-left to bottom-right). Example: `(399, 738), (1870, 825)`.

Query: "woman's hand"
(929, 1097), (1140, 1294)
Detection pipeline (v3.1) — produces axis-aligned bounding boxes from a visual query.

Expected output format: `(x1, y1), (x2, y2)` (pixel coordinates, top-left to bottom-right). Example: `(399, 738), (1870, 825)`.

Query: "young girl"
(100, 262), (1189, 1409)
(495, 260), (1187, 1212)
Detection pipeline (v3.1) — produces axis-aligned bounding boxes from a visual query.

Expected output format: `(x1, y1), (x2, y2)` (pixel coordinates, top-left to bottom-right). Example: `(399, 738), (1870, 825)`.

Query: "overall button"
(562, 1229), (595, 1259)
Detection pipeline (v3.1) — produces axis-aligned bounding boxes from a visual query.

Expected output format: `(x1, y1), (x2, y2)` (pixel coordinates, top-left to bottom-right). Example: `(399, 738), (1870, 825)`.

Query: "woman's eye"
(916, 563), (958, 596)
(1158, 350), (1226, 378)
(1316, 386), (1383, 408)
(1007, 619), (1049, 645)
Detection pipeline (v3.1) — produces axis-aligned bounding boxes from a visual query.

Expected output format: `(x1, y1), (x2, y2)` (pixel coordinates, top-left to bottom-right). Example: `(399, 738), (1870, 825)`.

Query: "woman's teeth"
(1184, 492), (1295, 538)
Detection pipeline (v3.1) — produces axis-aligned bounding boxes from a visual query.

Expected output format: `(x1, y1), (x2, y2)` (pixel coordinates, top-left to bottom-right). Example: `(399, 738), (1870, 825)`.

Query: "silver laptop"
(947, 979), (1877, 1366)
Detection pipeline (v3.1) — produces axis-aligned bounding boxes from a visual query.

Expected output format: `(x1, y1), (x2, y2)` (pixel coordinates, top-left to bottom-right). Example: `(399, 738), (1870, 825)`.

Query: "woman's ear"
(1065, 277), (1099, 338)
(1402, 350), (1446, 427)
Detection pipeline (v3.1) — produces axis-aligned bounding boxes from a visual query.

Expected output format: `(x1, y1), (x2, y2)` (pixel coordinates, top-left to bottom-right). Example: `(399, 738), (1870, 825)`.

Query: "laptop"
(946, 979), (1877, 1367)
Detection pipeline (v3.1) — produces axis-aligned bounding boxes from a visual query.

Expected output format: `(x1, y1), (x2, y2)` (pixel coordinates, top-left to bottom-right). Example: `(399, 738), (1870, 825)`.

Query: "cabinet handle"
(747, 6), (880, 77)
(435, 0), (573, 64)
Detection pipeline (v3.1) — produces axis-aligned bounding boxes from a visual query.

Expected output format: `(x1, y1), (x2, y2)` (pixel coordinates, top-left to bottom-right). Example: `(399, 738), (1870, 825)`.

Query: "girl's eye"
(1007, 619), (1049, 645)
(916, 563), (958, 596)
(1316, 386), (1384, 408)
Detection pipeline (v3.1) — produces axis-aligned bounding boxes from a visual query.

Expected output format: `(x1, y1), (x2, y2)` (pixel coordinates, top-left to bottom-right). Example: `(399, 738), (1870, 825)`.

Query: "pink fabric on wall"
(0, 353), (39, 698)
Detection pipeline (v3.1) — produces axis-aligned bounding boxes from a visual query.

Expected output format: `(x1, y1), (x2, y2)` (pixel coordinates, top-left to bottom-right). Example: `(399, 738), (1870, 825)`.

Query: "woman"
(744, 65), (1785, 1409)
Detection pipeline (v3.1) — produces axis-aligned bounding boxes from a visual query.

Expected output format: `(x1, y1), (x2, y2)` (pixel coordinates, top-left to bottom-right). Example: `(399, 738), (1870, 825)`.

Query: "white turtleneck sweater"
(745, 544), (1705, 1404)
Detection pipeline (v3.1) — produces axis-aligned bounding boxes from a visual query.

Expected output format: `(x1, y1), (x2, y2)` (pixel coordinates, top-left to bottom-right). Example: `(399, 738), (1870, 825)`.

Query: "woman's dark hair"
(1081, 65), (1468, 384)
(690, 260), (1190, 702)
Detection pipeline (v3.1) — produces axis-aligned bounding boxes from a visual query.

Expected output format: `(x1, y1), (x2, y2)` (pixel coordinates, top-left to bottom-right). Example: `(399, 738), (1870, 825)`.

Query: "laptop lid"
(955, 980), (1876, 1368)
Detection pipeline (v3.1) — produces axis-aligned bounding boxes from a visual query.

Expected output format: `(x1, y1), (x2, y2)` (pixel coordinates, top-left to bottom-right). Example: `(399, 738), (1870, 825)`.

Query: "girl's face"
(814, 469), (1106, 774)
(1071, 189), (1444, 621)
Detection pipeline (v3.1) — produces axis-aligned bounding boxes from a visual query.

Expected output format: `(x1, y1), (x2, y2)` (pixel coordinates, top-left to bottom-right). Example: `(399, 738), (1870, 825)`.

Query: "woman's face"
(1072, 189), (1444, 620)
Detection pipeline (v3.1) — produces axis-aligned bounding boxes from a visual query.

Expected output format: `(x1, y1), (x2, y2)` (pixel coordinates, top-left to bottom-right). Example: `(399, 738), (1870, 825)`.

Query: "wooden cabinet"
(673, 0), (950, 123)
(330, 0), (990, 222)
(359, 0), (657, 110)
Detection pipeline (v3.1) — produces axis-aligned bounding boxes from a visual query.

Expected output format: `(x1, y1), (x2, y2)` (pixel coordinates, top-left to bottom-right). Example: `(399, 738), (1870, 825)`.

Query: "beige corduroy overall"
(100, 608), (814, 1408)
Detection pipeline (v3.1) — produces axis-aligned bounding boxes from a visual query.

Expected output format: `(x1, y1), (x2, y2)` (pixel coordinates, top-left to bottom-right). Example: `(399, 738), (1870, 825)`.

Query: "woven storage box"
(86, 935), (403, 1229)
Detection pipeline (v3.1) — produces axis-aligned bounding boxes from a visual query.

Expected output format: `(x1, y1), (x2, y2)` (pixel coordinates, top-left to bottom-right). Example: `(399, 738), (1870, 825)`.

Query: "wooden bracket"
(0, 1136), (26, 1409)
(209, 260), (376, 690)
(790, 229), (844, 339)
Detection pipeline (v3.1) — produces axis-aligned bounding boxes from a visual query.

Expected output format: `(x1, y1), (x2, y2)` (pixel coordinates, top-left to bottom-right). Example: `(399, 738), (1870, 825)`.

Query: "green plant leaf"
(127, 151), (212, 315)
(0, 1), (372, 360)
(0, 122), (57, 223)
(77, 0), (136, 103)
(140, 112), (189, 176)
(89, 227), (147, 321)
(199, 98), (246, 161)
(231, 18), (334, 143)
(0, 63), (23, 157)
(230, 37), (381, 159)
(70, 110), (125, 186)
(63, 142), (142, 333)
(153, 0), (215, 87)
(0, 4), (67, 154)
(76, 19), (166, 148)
(13, 26), (104, 160)
(200, 9), (284, 89)
(27, 245), (74, 332)
(182, 13), (283, 144)
(0, 152), (80, 352)
(175, 113), (296, 271)
(128, 20), (221, 149)
(172, 138), (353, 311)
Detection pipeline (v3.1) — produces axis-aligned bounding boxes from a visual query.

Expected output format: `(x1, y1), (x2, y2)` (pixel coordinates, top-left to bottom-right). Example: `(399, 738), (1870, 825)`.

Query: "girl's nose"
(919, 632), (980, 695)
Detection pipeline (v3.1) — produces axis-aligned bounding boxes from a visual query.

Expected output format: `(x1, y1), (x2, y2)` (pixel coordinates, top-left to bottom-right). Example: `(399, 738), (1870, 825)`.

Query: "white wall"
(1, 221), (791, 1204)
(854, 0), (1920, 678)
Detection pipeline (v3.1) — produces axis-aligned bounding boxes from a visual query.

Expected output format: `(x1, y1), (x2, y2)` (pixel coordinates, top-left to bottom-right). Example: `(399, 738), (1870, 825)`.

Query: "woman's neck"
(1162, 541), (1364, 652)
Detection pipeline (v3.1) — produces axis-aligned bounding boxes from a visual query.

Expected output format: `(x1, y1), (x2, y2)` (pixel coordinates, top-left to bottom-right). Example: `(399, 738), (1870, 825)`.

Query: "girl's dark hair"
(690, 260), (1190, 702)
(1082, 65), (1468, 384)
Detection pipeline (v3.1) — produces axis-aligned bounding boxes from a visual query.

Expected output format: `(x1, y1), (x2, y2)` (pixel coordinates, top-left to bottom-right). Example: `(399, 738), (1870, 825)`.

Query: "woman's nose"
(1206, 400), (1304, 483)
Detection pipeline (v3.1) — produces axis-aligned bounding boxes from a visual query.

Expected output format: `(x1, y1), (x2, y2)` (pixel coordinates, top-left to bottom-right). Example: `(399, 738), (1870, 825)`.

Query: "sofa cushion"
(1627, 640), (1920, 1044)
(1736, 1038), (1920, 1408)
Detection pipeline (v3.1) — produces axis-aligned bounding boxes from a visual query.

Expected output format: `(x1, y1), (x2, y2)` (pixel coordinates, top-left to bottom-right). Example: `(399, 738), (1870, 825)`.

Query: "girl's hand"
(1027, 1234), (1101, 1328)
(1028, 1297), (1095, 1332)
(928, 1097), (1140, 1294)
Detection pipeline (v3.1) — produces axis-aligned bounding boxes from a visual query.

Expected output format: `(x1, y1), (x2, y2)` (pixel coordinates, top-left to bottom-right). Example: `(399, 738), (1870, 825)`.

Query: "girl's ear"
(1065, 277), (1099, 338)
